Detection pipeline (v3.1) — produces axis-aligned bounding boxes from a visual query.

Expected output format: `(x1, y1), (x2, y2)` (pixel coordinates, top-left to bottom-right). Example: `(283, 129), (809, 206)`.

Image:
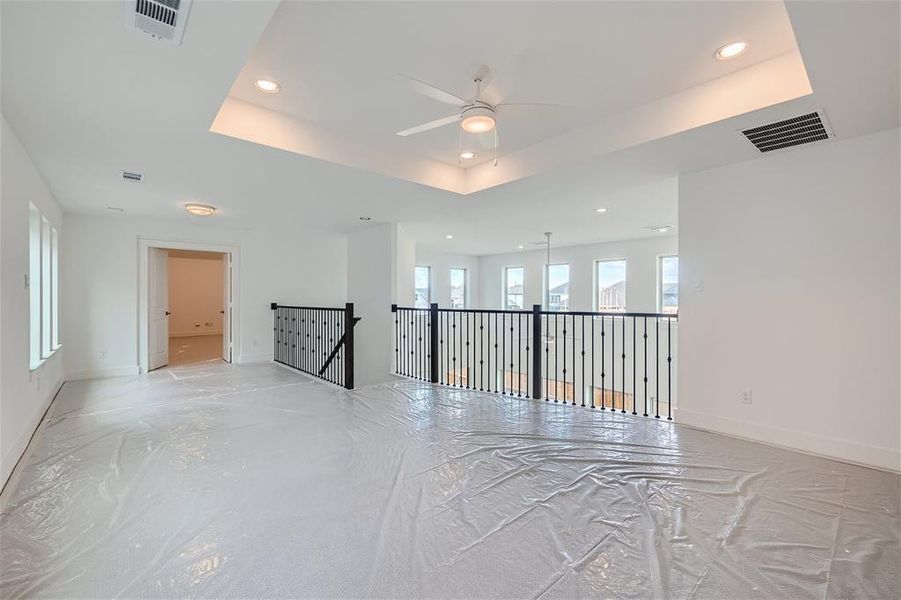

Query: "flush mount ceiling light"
(359, 216), (371, 221)
(445, 234), (454, 239)
(460, 151), (476, 160)
(254, 79), (280, 93)
(185, 203), (216, 216)
(596, 208), (607, 213)
(715, 41), (748, 60)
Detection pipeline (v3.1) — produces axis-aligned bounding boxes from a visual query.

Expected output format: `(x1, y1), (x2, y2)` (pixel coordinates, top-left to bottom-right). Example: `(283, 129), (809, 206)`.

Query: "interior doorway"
(146, 245), (234, 371)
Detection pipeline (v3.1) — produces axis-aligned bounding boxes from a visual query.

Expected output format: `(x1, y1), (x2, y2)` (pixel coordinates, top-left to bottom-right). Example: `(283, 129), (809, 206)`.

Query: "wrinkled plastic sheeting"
(1, 361), (899, 599)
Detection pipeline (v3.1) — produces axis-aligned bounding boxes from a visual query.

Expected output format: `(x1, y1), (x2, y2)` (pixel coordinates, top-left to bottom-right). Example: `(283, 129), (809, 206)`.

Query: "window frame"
(414, 265), (432, 308)
(503, 266), (525, 310)
(29, 202), (61, 370)
(449, 267), (467, 309)
(658, 255), (679, 315)
(543, 263), (571, 311)
(594, 258), (628, 312)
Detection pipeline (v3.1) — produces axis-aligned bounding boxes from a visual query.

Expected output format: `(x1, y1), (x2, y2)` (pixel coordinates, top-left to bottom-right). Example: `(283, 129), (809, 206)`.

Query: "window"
(29, 202), (60, 368)
(450, 268), (466, 309)
(659, 255), (679, 314)
(414, 266), (431, 308)
(596, 259), (627, 311)
(504, 267), (524, 310)
(545, 264), (570, 311)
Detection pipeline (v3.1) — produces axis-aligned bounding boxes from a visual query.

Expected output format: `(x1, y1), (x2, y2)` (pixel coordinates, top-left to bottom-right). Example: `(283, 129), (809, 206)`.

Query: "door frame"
(138, 236), (241, 374)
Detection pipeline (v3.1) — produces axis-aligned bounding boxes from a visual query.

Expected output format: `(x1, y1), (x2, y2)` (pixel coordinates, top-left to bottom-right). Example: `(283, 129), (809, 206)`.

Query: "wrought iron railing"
(392, 304), (677, 419)
(272, 302), (360, 389)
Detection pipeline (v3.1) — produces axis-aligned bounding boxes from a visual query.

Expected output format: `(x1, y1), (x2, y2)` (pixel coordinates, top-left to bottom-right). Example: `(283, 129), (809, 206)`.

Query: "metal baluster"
(580, 315), (586, 407)
(655, 317), (660, 418)
(621, 316), (626, 413)
(591, 315), (595, 408)
(632, 318), (638, 415)
(494, 312), (499, 393)
(465, 312), (470, 388)
(643, 317), (649, 417)
(601, 315), (606, 410)
(667, 317), (673, 420)
(517, 312), (522, 397)
(480, 313), (484, 391)
(554, 314), (558, 403)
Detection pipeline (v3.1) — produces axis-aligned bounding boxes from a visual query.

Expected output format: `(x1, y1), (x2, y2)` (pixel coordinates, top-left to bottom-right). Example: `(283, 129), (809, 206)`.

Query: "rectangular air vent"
(124, 0), (192, 46)
(741, 111), (832, 153)
(122, 170), (144, 182)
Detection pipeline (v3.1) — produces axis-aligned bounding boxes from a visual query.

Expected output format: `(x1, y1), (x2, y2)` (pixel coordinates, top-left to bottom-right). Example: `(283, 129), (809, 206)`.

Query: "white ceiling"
(228, 1), (800, 169)
(1, 1), (898, 255)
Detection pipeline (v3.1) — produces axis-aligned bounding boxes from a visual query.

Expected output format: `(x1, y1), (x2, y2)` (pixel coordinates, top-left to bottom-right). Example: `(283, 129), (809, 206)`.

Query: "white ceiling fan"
(394, 67), (567, 163)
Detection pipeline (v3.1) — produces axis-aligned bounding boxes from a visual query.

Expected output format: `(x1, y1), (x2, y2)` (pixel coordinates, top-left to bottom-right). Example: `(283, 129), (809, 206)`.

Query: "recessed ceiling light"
(445, 234), (454, 240)
(714, 41), (748, 60)
(185, 203), (216, 216)
(656, 227), (671, 233)
(359, 216), (371, 221)
(460, 151), (476, 160)
(254, 79), (280, 93)
(517, 245), (524, 250)
(596, 208), (607, 213)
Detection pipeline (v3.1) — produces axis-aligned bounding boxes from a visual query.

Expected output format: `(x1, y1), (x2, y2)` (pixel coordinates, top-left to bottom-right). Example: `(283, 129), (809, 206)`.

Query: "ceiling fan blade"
(396, 114), (460, 137)
(397, 73), (467, 106)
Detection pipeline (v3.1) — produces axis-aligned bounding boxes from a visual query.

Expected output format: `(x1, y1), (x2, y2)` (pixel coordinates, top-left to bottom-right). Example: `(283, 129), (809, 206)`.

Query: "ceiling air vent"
(122, 170), (144, 182)
(124, 0), (193, 46)
(741, 110), (832, 154)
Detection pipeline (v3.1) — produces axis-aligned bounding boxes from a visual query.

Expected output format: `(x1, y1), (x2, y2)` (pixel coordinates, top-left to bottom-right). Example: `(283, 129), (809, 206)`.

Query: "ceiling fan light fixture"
(460, 151), (476, 160)
(461, 105), (496, 133)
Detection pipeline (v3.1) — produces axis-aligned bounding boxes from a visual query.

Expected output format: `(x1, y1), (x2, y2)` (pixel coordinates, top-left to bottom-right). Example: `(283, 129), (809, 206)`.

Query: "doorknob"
(165, 311), (171, 316)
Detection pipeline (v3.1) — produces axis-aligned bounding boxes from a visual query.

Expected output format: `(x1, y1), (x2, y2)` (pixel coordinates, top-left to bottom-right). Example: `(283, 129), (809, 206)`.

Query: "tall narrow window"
(29, 203), (41, 367)
(659, 255), (679, 314)
(450, 268), (466, 309)
(41, 216), (52, 357)
(414, 266), (431, 308)
(545, 264), (570, 311)
(51, 227), (59, 348)
(504, 267), (524, 310)
(596, 259), (627, 311)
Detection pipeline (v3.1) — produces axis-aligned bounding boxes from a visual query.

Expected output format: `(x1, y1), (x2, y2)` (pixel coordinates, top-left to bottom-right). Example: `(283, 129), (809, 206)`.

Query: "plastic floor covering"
(1, 362), (898, 599)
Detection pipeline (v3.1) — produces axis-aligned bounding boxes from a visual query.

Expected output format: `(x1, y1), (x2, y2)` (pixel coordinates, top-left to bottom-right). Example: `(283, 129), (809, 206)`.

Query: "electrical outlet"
(692, 280), (704, 293)
(252, 338), (258, 348)
(740, 390), (753, 405)
(100, 351), (108, 360)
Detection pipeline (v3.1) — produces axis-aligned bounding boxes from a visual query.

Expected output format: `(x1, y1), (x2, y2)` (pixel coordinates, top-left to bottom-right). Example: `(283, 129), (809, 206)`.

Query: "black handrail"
(272, 302), (359, 389)
(392, 303), (677, 419)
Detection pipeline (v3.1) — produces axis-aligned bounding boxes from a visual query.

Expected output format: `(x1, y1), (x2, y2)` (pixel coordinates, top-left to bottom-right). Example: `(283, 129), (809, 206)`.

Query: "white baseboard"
(169, 330), (223, 338)
(239, 353), (272, 364)
(67, 365), (141, 381)
(677, 408), (901, 474)
(1, 378), (64, 495)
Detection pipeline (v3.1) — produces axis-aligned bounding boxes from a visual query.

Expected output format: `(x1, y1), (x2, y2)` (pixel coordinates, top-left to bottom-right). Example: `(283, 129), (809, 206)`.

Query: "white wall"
(478, 236), (677, 311)
(63, 214), (347, 378)
(414, 248), (480, 308)
(347, 223), (411, 386)
(678, 128), (900, 471)
(167, 254), (225, 337)
(1, 115), (64, 488)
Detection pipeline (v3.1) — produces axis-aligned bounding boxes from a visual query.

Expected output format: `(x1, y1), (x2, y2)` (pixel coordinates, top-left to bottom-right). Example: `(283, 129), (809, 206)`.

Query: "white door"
(221, 252), (232, 362)
(148, 247), (169, 370)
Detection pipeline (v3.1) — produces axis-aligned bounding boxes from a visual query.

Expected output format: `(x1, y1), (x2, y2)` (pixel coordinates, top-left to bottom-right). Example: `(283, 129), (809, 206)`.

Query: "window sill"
(30, 345), (62, 372)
